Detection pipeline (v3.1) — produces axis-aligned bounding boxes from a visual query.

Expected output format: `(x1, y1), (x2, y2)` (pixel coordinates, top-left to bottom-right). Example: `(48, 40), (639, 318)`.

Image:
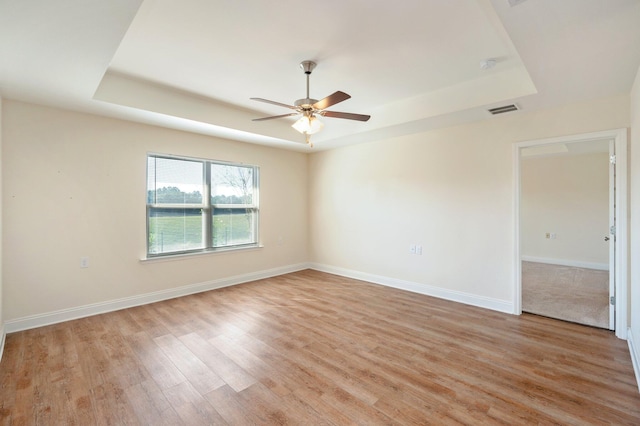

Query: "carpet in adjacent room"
(522, 261), (609, 329)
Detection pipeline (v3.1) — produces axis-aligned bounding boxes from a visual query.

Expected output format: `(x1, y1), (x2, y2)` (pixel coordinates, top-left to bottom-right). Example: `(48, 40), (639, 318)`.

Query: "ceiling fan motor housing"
(294, 98), (319, 110)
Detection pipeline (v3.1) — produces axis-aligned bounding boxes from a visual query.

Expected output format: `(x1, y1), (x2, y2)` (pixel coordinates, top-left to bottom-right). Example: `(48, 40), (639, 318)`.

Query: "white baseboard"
(4, 263), (310, 333)
(309, 263), (514, 314)
(0, 324), (5, 364)
(521, 256), (609, 271)
(628, 328), (640, 393)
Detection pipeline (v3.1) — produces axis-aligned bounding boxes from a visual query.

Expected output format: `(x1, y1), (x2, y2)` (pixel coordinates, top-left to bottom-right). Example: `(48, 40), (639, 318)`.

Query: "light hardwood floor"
(1, 269), (639, 425)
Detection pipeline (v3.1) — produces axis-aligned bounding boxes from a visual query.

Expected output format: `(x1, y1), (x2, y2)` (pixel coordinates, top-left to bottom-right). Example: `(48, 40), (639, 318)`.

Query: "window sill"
(140, 244), (263, 263)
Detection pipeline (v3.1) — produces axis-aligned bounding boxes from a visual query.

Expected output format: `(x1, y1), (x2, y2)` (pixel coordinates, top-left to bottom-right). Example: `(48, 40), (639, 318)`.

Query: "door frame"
(513, 128), (628, 339)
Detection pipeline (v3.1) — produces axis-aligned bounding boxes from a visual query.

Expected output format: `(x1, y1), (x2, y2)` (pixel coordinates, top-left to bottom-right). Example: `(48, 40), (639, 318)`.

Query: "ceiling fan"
(251, 60), (371, 147)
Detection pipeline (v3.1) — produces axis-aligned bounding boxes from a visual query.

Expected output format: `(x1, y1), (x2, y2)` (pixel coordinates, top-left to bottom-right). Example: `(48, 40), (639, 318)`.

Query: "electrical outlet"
(416, 245), (423, 255)
(80, 257), (89, 268)
(410, 244), (416, 254)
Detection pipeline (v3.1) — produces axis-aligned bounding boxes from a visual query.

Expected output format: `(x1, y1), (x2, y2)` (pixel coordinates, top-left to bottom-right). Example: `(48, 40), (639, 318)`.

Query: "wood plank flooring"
(1, 269), (639, 425)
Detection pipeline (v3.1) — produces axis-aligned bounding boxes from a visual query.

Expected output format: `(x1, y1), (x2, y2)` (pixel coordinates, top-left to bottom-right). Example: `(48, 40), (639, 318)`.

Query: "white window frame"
(146, 153), (259, 257)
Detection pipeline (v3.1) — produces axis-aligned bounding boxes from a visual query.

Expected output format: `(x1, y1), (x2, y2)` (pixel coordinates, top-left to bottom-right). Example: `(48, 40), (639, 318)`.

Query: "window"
(147, 154), (259, 257)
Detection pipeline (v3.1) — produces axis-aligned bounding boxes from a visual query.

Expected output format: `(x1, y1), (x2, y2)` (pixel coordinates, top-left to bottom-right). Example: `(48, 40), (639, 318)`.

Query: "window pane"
(210, 164), (254, 205)
(212, 208), (255, 247)
(148, 208), (204, 254)
(148, 157), (204, 204)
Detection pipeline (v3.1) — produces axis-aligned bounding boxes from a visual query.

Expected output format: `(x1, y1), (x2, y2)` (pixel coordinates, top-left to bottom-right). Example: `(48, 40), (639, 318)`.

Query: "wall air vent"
(488, 104), (519, 115)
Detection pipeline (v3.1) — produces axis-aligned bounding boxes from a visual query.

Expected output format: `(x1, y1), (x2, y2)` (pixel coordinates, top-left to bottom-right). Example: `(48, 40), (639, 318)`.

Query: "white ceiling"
(1, 0), (639, 151)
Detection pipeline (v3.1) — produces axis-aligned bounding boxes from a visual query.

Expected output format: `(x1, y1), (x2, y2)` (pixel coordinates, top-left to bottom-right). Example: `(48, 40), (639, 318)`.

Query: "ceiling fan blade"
(321, 110), (371, 122)
(252, 112), (300, 122)
(313, 91), (351, 110)
(250, 97), (297, 110)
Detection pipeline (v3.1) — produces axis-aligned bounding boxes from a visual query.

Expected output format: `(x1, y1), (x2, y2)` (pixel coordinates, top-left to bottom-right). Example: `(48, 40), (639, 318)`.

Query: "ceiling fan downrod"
(295, 61), (318, 109)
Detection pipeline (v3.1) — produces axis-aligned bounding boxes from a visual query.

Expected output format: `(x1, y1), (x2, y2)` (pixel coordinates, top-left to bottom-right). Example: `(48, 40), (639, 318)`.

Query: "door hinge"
(610, 296), (616, 305)
(610, 225), (616, 236)
(610, 155), (617, 164)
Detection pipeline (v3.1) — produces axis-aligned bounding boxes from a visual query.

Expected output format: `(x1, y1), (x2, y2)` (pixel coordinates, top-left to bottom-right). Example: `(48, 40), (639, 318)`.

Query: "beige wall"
(309, 95), (629, 305)
(630, 65), (640, 357)
(521, 152), (609, 267)
(0, 92), (633, 323)
(2, 100), (308, 321)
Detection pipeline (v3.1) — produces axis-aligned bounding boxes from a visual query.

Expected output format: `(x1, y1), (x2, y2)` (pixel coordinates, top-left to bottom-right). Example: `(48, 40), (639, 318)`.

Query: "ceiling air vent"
(488, 104), (519, 115)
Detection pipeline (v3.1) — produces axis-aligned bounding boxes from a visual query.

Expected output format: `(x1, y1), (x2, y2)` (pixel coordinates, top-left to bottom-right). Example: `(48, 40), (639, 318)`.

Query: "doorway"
(514, 129), (628, 339)
(520, 139), (610, 328)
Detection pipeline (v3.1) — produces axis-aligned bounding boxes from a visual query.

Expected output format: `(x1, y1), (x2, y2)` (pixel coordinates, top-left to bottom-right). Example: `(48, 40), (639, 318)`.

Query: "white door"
(608, 140), (616, 330)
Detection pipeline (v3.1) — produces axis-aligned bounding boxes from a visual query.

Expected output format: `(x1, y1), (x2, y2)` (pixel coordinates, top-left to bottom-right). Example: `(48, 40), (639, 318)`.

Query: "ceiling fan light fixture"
(292, 115), (324, 135)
